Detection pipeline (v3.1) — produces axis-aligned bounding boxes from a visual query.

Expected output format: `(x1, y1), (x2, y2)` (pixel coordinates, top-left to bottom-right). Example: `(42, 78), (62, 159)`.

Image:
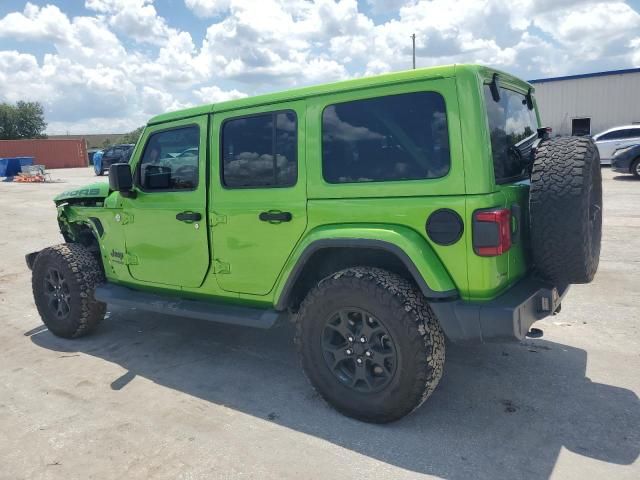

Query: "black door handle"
(259, 211), (292, 223)
(176, 211), (202, 222)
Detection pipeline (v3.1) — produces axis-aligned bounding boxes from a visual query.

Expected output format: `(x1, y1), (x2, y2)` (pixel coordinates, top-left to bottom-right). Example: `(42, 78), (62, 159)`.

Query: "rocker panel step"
(94, 283), (279, 329)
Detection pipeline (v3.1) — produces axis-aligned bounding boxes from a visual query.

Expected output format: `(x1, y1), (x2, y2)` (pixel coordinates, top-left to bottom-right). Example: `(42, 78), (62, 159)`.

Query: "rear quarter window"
(623, 128), (640, 138)
(484, 85), (538, 183)
(321, 91), (450, 183)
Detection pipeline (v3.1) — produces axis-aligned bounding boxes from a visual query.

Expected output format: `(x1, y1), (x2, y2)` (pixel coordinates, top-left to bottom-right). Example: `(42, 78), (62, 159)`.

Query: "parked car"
(611, 144), (640, 178)
(593, 125), (640, 165)
(87, 149), (101, 165)
(95, 144), (135, 176)
(26, 65), (602, 423)
(91, 149), (103, 175)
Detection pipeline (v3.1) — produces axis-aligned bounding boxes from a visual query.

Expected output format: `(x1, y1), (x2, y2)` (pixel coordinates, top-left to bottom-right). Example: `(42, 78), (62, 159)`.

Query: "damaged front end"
(54, 182), (110, 244)
(27, 183), (111, 270)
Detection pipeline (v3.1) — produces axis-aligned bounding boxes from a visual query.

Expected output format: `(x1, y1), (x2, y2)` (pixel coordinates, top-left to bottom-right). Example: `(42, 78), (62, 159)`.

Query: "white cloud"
(185, 0), (232, 17)
(0, 3), (72, 43)
(194, 85), (247, 103)
(365, 0), (412, 15)
(1, 0), (640, 134)
(85, 0), (177, 45)
(630, 37), (640, 66)
(533, 2), (640, 54)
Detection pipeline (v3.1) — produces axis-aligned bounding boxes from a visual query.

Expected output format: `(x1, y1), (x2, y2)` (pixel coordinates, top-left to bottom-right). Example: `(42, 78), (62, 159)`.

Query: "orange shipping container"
(0, 139), (87, 169)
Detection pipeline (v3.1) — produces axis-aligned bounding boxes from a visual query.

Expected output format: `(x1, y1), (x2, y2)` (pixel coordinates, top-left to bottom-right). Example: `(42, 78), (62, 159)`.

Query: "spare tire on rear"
(529, 136), (602, 284)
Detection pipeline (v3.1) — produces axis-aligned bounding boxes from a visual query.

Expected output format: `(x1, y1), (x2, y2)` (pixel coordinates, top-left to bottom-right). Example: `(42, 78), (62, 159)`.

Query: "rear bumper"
(611, 156), (632, 173)
(429, 276), (569, 344)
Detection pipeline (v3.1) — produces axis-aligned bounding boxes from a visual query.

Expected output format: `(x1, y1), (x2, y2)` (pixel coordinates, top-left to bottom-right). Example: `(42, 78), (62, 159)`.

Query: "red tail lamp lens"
(473, 208), (512, 256)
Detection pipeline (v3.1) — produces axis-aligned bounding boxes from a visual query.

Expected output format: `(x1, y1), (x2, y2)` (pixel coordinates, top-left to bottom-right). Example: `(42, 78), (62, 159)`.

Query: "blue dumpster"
(0, 157), (34, 177)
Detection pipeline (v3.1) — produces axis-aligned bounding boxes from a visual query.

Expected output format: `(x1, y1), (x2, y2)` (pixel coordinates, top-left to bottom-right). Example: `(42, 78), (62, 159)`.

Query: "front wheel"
(32, 243), (106, 338)
(632, 158), (640, 179)
(295, 267), (445, 423)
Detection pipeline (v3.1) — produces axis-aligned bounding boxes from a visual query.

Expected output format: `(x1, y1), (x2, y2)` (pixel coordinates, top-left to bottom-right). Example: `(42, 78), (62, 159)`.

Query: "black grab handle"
(259, 211), (292, 223)
(176, 211), (202, 222)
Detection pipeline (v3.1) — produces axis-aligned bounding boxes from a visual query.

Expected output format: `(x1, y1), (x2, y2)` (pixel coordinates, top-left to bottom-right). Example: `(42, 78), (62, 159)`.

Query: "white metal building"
(530, 68), (640, 137)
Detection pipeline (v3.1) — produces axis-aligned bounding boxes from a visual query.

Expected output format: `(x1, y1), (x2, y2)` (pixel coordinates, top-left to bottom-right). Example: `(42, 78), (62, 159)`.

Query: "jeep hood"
(54, 182), (110, 204)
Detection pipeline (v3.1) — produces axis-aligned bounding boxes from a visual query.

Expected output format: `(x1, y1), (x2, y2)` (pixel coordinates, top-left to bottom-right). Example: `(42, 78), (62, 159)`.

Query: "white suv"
(593, 125), (640, 165)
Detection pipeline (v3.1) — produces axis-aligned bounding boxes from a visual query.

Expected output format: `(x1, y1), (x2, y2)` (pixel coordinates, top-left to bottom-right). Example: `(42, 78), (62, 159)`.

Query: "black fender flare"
(274, 239), (458, 311)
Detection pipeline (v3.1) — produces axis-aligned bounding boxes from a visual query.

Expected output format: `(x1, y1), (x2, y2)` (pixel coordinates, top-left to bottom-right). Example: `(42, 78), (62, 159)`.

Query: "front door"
(122, 116), (210, 288)
(210, 102), (307, 295)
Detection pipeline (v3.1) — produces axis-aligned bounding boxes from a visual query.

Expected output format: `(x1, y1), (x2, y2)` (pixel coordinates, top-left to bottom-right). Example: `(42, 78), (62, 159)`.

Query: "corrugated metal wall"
(0, 139), (87, 169)
(533, 71), (640, 136)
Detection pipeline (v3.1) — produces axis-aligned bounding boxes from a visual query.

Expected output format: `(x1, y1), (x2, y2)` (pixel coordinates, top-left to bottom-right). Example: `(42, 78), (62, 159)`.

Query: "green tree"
(0, 103), (17, 139)
(120, 126), (144, 145)
(0, 101), (47, 139)
(15, 101), (47, 138)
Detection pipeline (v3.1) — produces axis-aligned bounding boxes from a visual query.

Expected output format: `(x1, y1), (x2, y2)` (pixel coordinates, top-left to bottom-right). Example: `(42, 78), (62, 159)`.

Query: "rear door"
(616, 128), (640, 152)
(121, 116), (210, 288)
(210, 101), (307, 295)
(483, 83), (538, 281)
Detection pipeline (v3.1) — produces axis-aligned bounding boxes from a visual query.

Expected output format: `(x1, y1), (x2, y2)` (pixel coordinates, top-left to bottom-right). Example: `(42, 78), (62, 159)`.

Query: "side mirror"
(109, 163), (135, 198)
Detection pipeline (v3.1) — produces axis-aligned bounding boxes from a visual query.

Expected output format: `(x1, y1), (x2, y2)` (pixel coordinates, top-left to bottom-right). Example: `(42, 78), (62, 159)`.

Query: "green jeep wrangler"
(27, 65), (602, 423)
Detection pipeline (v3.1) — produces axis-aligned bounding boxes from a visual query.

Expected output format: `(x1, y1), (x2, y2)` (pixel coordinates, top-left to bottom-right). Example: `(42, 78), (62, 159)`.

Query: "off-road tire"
(631, 158), (640, 179)
(295, 267), (445, 423)
(32, 243), (106, 338)
(530, 136), (602, 284)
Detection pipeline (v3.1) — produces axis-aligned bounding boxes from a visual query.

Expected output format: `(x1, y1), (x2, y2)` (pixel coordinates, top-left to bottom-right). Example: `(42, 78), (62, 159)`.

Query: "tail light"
(473, 208), (511, 257)
(537, 127), (552, 139)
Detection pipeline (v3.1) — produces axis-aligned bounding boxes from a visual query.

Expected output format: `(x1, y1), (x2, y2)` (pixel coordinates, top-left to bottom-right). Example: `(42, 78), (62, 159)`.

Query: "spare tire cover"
(529, 136), (602, 284)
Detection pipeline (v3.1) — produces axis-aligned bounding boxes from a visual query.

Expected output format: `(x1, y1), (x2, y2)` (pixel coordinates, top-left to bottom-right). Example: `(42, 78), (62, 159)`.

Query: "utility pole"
(411, 33), (416, 69)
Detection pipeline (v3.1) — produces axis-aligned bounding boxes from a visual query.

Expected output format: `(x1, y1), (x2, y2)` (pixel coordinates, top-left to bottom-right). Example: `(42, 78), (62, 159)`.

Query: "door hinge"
(124, 253), (139, 265)
(213, 259), (230, 274)
(209, 212), (227, 226)
(115, 212), (134, 225)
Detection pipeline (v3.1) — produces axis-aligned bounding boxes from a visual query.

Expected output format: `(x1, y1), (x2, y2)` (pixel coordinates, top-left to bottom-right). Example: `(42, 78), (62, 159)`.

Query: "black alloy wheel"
(321, 308), (397, 393)
(43, 267), (72, 320)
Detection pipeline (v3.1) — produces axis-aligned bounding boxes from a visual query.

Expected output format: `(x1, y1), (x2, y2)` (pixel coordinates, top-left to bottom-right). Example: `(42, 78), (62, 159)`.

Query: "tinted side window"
(123, 147), (133, 161)
(322, 92), (449, 183)
(599, 131), (624, 140)
(623, 128), (640, 139)
(138, 126), (199, 191)
(484, 86), (538, 183)
(221, 111), (297, 188)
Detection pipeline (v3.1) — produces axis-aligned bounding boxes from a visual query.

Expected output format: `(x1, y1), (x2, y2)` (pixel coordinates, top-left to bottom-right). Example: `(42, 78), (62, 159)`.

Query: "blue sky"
(1, 0), (639, 134)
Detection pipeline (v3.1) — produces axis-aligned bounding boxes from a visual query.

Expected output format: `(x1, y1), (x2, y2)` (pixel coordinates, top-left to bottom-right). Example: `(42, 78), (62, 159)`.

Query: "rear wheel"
(295, 267), (445, 423)
(32, 243), (106, 338)
(94, 157), (103, 176)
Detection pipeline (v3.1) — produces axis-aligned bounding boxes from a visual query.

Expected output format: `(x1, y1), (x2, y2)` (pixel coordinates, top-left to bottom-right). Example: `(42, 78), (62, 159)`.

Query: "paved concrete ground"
(0, 167), (638, 479)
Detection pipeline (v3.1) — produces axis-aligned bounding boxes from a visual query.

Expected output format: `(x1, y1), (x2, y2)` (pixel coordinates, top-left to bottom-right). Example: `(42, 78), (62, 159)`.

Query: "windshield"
(484, 85), (538, 183)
